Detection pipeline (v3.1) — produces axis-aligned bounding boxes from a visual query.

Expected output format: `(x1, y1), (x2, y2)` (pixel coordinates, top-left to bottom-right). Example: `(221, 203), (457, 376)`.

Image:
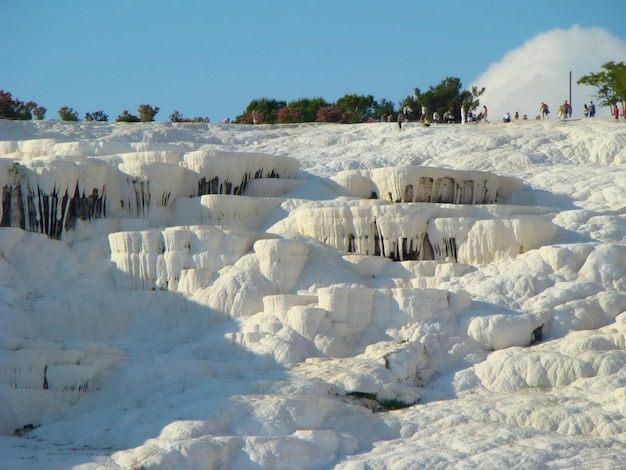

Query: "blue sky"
(2, 1), (624, 122)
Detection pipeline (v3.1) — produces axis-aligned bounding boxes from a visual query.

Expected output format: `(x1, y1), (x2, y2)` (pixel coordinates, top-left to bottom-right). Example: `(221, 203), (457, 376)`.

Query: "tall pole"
(569, 71), (572, 116)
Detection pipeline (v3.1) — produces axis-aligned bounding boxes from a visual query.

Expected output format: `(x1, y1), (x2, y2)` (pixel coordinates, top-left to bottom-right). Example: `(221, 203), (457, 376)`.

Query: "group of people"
(432, 109), (456, 124)
(387, 98), (626, 129)
(389, 106), (415, 129)
(559, 101), (625, 121)
(557, 101), (573, 118)
(502, 111), (530, 122)
(583, 102), (597, 118)
(542, 100), (596, 120)
(390, 104), (480, 130)
(459, 104), (478, 124)
(504, 99), (626, 122)
(388, 99), (614, 129)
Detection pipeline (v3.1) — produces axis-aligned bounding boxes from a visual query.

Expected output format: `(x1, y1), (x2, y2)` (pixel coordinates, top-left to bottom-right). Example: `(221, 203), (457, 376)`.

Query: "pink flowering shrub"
(0, 90), (39, 120)
(33, 106), (46, 120)
(277, 106), (302, 124)
(316, 105), (346, 123)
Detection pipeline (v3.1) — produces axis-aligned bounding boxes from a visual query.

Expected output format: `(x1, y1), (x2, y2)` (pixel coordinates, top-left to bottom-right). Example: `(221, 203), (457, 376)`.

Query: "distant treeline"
(0, 77), (483, 125)
(2, 63), (623, 124)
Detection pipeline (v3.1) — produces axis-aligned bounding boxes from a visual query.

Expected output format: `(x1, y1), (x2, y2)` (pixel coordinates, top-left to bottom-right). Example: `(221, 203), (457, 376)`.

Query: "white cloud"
(471, 26), (626, 119)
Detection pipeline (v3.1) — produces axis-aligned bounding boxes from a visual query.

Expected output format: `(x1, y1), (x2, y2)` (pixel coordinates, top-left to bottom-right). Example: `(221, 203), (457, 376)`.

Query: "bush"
(138, 104), (159, 122)
(85, 110), (108, 122)
(236, 98), (284, 124)
(336, 94), (376, 123)
(237, 113), (252, 124)
(33, 106), (46, 120)
(316, 105), (346, 123)
(186, 116), (210, 123)
(116, 110), (141, 122)
(58, 106), (79, 121)
(169, 110), (183, 122)
(287, 97), (328, 122)
(169, 110), (210, 123)
(277, 106), (302, 124)
(237, 111), (265, 124)
(0, 90), (39, 120)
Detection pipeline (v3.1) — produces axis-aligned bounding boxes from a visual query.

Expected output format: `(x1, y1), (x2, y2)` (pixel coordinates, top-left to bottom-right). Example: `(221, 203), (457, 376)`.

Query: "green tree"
(238, 98), (286, 124)
(373, 98), (395, 120)
(467, 86), (486, 113)
(577, 61), (626, 111)
(287, 97), (328, 122)
(414, 77), (481, 122)
(399, 94), (419, 119)
(336, 94), (376, 123)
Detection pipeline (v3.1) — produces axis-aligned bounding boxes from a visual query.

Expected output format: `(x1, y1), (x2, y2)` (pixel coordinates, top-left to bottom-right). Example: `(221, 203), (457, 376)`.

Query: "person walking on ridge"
(397, 112), (405, 130)
(563, 101), (571, 118)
